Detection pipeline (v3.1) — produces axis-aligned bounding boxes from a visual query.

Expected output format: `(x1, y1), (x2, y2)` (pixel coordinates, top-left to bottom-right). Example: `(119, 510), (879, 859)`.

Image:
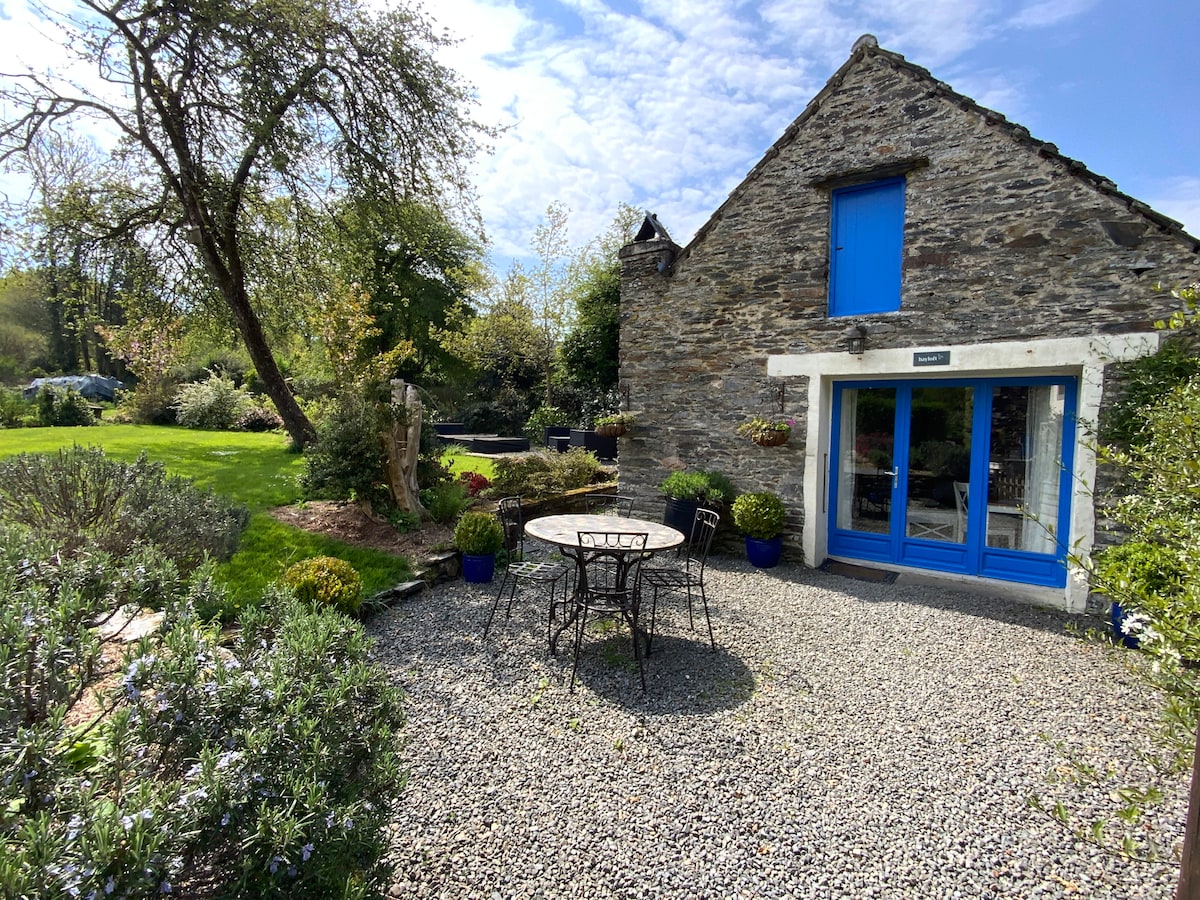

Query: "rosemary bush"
(0, 447), (248, 573)
(0, 533), (405, 899)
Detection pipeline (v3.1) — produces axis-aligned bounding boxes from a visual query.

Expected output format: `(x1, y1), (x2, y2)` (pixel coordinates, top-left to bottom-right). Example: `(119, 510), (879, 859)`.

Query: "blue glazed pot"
(462, 553), (496, 584)
(1110, 601), (1140, 649)
(745, 535), (783, 569)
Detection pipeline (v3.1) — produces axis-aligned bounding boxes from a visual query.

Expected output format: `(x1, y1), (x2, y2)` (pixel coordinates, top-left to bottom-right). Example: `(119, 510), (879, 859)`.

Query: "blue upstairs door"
(829, 178), (905, 317)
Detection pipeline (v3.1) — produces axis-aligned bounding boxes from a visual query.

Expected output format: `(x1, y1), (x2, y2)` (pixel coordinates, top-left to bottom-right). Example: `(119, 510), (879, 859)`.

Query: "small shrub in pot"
(453, 511), (504, 556)
(731, 492), (786, 539)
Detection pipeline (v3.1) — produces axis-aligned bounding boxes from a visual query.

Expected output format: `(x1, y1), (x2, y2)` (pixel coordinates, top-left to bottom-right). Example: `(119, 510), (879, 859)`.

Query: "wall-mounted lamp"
(845, 324), (868, 355)
(619, 382), (631, 410)
(771, 380), (786, 413)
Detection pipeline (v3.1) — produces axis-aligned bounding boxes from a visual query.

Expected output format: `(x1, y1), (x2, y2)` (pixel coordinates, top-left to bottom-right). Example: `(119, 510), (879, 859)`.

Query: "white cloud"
(1009, 0), (1097, 29)
(1144, 176), (1200, 240)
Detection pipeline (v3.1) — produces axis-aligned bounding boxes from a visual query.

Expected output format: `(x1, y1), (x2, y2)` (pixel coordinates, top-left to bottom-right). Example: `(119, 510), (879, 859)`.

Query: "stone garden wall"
(617, 39), (1200, 557)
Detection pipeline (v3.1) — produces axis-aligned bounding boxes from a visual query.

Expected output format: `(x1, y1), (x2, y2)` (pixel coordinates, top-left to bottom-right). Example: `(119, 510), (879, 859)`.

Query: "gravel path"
(367, 557), (1187, 899)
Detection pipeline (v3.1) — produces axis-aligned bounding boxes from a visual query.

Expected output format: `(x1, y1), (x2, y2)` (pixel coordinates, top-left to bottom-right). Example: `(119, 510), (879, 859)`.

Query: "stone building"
(617, 35), (1200, 611)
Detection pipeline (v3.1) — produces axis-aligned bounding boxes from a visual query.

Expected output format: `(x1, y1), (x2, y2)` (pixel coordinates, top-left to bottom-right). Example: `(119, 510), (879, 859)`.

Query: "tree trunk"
(1177, 720), (1200, 899)
(222, 278), (316, 448)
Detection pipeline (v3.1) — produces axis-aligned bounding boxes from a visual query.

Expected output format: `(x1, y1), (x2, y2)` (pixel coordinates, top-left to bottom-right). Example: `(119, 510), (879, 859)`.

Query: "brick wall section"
(618, 41), (1200, 556)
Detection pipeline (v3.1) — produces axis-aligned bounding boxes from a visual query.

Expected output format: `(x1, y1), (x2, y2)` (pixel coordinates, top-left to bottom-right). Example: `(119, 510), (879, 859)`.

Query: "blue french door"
(828, 378), (1077, 587)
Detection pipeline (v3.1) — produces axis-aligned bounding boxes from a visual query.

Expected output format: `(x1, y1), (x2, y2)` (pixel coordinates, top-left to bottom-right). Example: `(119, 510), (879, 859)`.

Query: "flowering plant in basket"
(594, 412), (636, 437)
(736, 416), (794, 445)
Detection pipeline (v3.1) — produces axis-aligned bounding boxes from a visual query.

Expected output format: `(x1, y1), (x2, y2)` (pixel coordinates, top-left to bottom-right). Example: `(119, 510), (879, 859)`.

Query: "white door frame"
(767, 333), (1158, 612)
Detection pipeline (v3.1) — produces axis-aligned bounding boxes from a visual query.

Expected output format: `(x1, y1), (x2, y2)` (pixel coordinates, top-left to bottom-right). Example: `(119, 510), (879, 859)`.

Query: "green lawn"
(441, 445), (497, 480)
(0, 424), (413, 615)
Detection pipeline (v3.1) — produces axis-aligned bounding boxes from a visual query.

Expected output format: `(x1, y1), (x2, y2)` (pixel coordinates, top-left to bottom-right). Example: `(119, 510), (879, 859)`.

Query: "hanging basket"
(595, 423), (628, 438)
(753, 430), (789, 447)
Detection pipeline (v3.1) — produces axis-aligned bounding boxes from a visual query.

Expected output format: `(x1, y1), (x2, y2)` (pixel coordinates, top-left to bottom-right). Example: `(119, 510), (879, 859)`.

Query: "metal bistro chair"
(641, 507), (719, 655)
(483, 497), (571, 650)
(569, 531), (650, 691)
(584, 493), (635, 516)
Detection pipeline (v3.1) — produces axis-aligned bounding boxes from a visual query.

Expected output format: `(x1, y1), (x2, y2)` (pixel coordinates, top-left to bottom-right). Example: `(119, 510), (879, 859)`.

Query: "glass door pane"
(904, 386), (972, 543)
(835, 387), (896, 534)
(988, 385), (1065, 552)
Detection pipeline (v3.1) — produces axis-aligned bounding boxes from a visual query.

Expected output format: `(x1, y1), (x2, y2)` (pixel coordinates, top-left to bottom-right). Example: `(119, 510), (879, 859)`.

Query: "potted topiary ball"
(454, 510), (505, 583)
(731, 491), (787, 568)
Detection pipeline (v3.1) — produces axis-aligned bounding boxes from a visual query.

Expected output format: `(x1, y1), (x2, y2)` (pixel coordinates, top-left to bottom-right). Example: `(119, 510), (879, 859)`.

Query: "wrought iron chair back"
(483, 497), (571, 648)
(497, 496), (526, 557)
(569, 530), (650, 690)
(584, 493), (635, 517)
(643, 507), (720, 653)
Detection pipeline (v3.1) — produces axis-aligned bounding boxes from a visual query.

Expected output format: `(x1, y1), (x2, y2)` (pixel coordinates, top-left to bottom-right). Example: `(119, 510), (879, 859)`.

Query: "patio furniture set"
(482, 495), (719, 690)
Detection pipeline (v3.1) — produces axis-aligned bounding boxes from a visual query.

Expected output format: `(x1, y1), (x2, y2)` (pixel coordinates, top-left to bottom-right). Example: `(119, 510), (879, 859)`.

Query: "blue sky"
(2, 0), (1197, 274)
(431, 0), (1200, 268)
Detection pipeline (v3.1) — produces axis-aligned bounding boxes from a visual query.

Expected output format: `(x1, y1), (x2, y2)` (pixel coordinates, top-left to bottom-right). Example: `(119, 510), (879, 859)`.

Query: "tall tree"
(559, 203), (640, 393)
(1, 0), (485, 446)
(330, 196), (486, 383)
(529, 201), (574, 406)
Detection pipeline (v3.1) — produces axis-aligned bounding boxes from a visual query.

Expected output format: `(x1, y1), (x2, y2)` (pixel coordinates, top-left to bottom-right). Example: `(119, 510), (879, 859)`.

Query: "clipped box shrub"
(453, 510), (504, 556)
(282, 555), (363, 616)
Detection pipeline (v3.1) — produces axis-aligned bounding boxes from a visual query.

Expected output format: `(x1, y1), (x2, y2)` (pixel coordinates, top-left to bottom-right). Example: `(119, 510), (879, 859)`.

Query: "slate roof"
(672, 34), (1199, 266)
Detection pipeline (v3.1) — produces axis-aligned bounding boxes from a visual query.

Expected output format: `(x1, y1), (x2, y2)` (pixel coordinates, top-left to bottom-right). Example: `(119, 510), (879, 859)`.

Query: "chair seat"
(508, 560), (569, 581)
(642, 567), (695, 589)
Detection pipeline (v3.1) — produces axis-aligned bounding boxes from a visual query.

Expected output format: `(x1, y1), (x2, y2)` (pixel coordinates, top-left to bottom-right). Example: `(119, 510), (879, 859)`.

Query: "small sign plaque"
(913, 350), (951, 367)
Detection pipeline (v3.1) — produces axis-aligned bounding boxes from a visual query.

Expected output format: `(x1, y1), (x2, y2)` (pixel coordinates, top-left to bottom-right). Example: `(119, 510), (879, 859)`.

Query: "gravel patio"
(367, 557), (1187, 899)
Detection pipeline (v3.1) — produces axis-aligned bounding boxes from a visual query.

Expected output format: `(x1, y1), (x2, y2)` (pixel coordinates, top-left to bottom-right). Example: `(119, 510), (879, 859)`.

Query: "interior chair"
(641, 507), (719, 655)
(952, 481), (969, 543)
(568, 531), (649, 691)
(483, 497), (571, 650)
(584, 493), (635, 516)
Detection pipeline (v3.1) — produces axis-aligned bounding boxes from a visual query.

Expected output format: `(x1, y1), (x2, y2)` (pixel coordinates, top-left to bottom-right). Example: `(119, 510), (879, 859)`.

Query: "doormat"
(819, 559), (898, 584)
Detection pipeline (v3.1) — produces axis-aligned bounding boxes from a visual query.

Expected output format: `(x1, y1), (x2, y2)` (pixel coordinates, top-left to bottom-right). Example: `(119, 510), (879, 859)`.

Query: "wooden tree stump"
(383, 379), (428, 518)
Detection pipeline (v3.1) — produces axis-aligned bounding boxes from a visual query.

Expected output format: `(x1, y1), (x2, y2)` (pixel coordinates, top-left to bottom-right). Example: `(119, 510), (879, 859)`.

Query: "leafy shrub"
(660, 470), (736, 505)
(457, 398), (526, 438)
(0, 387), (31, 427)
(458, 471), (491, 497)
(1102, 336), (1200, 446)
(302, 394), (389, 501)
(421, 480), (472, 525)
(35, 385), (94, 426)
(484, 448), (604, 499)
(110, 379), (179, 425)
(524, 404), (567, 444)
(0, 536), (404, 899)
(453, 510), (504, 555)
(235, 403), (283, 432)
(0, 447), (248, 572)
(731, 491), (787, 539)
(282, 556), (363, 616)
(173, 369), (252, 430)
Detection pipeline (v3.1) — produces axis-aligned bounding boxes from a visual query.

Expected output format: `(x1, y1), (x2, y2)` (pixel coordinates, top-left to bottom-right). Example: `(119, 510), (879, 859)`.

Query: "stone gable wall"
(618, 48), (1199, 555)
